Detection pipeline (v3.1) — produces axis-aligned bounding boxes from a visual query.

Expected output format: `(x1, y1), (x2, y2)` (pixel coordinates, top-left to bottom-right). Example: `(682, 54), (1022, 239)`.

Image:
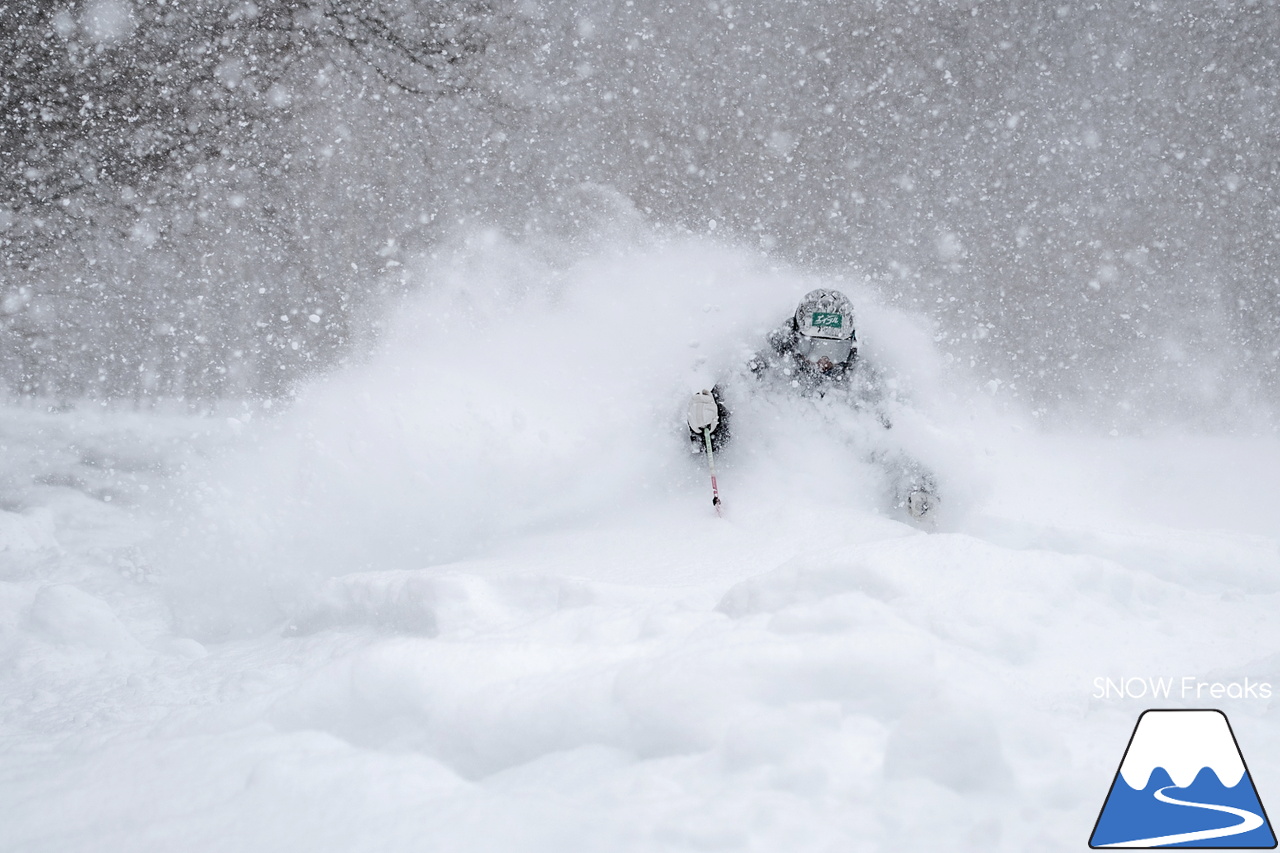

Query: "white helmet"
(793, 289), (856, 367)
(795, 289), (855, 340)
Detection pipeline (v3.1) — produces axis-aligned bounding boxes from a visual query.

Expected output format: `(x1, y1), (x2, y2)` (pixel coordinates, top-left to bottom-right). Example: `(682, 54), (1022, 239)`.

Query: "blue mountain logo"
(1090, 709), (1276, 848)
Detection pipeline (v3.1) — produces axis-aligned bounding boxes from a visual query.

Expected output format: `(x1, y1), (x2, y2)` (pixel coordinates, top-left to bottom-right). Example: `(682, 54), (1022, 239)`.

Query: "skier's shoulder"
(765, 318), (798, 354)
(746, 318), (797, 376)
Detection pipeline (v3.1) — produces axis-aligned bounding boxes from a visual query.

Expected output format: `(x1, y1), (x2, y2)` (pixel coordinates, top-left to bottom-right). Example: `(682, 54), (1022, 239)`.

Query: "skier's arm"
(748, 320), (798, 378)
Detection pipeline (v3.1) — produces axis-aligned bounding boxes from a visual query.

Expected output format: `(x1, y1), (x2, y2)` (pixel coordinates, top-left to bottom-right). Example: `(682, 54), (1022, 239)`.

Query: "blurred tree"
(0, 0), (491, 400)
(0, 0), (1275, 421)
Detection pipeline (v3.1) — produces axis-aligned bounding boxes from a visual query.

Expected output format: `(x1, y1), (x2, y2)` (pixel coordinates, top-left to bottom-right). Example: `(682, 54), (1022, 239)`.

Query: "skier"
(686, 288), (938, 520)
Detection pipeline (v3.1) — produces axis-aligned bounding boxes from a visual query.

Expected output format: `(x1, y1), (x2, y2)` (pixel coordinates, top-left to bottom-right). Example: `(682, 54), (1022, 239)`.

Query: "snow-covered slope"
(1, 241), (1277, 852)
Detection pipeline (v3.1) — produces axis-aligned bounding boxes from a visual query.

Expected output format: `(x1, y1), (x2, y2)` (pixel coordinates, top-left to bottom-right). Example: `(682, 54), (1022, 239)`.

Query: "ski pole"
(702, 427), (722, 516)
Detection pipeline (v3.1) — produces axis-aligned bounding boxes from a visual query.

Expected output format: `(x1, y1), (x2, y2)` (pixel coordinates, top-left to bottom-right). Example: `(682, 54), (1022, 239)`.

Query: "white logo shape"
(1091, 709), (1276, 848)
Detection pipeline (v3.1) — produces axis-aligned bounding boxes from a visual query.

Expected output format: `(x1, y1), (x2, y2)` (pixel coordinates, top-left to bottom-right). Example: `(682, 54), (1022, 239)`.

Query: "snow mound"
(26, 584), (139, 651)
(0, 508), (59, 554)
(286, 569), (594, 638)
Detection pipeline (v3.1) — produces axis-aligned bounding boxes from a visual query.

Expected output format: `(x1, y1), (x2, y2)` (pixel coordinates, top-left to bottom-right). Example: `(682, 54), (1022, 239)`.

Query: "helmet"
(794, 289), (855, 340)
(793, 289), (856, 368)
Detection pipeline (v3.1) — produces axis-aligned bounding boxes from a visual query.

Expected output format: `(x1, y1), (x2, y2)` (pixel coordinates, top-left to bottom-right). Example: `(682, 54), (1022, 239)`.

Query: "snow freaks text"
(1092, 677), (1273, 701)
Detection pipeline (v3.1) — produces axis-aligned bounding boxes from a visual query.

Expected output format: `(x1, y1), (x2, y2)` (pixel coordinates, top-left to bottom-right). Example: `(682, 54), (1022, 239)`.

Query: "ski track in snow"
(1, 248), (1278, 852)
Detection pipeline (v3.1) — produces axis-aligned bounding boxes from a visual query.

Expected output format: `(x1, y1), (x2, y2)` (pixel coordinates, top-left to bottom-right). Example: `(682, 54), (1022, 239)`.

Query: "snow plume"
(161, 221), (959, 638)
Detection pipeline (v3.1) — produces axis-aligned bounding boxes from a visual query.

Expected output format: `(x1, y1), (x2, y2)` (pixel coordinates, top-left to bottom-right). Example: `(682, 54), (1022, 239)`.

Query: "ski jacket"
(690, 317), (890, 453)
(747, 317), (889, 411)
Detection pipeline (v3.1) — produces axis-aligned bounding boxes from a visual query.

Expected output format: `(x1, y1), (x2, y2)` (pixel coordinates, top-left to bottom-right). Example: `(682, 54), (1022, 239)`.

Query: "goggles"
(796, 334), (854, 366)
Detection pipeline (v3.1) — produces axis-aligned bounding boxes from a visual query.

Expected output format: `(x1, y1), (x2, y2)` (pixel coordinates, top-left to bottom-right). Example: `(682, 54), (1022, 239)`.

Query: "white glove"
(687, 390), (720, 434)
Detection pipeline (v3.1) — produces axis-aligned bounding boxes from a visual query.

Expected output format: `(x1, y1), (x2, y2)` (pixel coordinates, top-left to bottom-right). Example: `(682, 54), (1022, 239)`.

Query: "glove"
(687, 389), (720, 435)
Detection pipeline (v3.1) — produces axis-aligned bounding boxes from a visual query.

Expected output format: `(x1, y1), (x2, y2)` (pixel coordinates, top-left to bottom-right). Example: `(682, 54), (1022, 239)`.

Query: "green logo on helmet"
(810, 311), (843, 329)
